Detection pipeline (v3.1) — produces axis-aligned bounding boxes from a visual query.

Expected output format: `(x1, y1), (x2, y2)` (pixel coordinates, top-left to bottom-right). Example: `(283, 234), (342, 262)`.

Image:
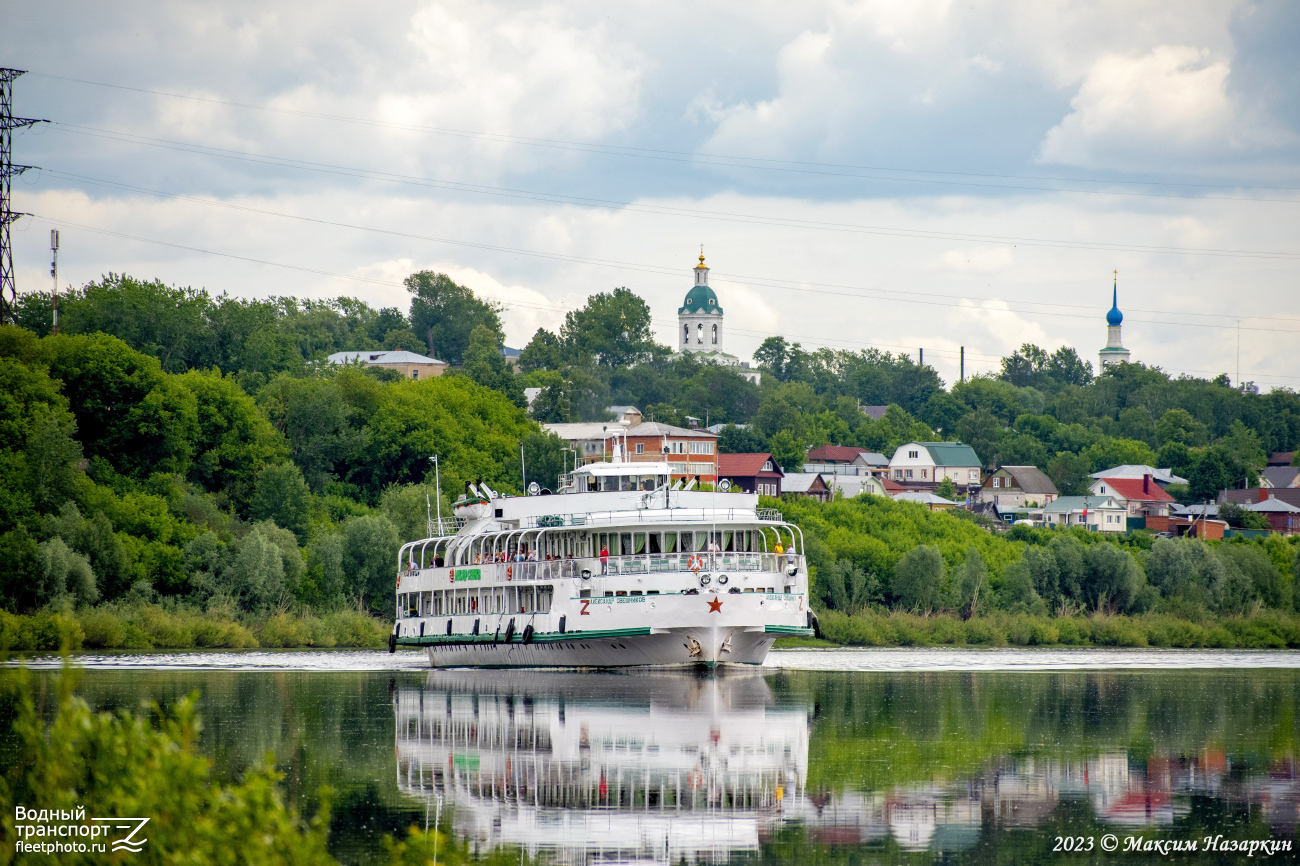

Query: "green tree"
(23, 408), (84, 513)
(382, 327), (427, 353)
(1083, 543), (1143, 613)
(950, 547), (989, 618)
(223, 526), (287, 611)
(518, 328), (564, 372)
(250, 463), (312, 543)
(934, 476), (958, 501)
(341, 514), (400, 612)
(461, 324), (524, 406)
(890, 545), (946, 614)
(559, 288), (657, 368)
(35, 537), (99, 606)
(0, 526), (42, 611)
(405, 271), (503, 365)
(767, 430), (805, 472)
(1155, 408), (1208, 447)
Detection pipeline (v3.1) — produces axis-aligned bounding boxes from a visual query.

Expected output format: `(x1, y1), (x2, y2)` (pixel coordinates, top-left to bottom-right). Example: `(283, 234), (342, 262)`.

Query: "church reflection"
(394, 672), (1300, 861)
(394, 670), (809, 862)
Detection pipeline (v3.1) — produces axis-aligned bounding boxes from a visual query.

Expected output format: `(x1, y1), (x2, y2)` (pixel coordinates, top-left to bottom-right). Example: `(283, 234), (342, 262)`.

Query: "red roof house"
(717, 452), (784, 497)
(1089, 474), (1175, 517)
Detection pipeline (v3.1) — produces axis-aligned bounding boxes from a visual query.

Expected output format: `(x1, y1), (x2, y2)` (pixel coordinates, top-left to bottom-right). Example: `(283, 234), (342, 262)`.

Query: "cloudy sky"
(4, 1), (1299, 389)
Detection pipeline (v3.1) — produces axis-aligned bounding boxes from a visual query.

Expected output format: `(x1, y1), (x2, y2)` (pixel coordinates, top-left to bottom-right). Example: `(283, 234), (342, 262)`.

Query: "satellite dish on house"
(718, 478), (732, 492)
(528, 482), (541, 496)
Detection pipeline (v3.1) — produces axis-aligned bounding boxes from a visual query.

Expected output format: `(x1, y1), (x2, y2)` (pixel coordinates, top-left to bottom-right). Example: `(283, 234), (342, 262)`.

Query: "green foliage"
(891, 545), (946, 614)
(251, 463), (312, 543)
(934, 476), (958, 501)
(405, 270), (503, 365)
(560, 287), (657, 368)
(0, 664), (337, 863)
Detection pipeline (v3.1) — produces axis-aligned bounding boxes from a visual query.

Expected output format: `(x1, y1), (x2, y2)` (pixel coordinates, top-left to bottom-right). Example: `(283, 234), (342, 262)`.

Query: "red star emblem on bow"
(707, 596), (723, 613)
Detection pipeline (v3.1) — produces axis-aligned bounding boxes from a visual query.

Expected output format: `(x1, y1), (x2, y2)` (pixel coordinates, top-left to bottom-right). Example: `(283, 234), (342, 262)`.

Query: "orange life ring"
(687, 555), (704, 573)
(507, 565), (513, 579)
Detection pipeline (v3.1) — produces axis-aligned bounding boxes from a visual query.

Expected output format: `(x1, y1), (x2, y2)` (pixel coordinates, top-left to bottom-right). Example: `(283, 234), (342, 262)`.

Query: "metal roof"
(992, 465), (1059, 495)
(326, 350), (445, 365)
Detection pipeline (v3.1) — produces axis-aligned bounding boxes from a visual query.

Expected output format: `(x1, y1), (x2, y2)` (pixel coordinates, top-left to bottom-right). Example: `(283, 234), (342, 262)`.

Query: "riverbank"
(0, 604), (389, 651)
(784, 609), (1300, 649)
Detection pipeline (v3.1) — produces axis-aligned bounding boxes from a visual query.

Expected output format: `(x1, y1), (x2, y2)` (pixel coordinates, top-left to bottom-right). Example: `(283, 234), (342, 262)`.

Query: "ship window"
(631, 590), (642, 596)
(640, 476), (655, 490)
(679, 531), (696, 552)
(722, 531), (734, 552)
(616, 591), (627, 597)
(605, 591), (615, 597)
(620, 533), (633, 557)
(648, 532), (662, 554)
(506, 586), (517, 612)
(538, 585), (553, 612)
(520, 586), (535, 613)
(397, 593), (406, 617)
(663, 532), (678, 553)
(633, 533), (646, 554)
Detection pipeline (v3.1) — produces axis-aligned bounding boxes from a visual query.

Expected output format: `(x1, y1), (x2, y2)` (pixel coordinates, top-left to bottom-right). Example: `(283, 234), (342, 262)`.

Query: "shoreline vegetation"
(0, 604), (388, 652)
(5, 603), (1300, 652)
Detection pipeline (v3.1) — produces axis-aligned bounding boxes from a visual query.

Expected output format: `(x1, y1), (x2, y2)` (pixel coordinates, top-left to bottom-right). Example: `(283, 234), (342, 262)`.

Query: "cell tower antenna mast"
(1, 68), (48, 325)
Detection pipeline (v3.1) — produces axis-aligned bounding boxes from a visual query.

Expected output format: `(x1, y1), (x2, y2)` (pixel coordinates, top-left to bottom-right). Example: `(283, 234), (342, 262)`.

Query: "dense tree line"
(0, 308), (560, 616)
(5, 270), (1299, 623)
(783, 494), (1300, 621)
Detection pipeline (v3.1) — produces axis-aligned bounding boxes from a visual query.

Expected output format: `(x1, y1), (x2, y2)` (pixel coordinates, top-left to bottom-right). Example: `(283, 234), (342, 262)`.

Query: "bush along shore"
(806, 608), (1300, 649)
(0, 603), (388, 652)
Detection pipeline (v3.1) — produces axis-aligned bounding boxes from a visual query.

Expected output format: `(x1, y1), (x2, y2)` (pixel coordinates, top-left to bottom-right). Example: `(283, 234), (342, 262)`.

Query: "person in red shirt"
(600, 545), (609, 574)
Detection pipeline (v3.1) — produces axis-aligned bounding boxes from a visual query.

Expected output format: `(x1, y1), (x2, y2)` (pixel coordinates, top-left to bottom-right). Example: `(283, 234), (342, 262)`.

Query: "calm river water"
(15, 649), (1300, 863)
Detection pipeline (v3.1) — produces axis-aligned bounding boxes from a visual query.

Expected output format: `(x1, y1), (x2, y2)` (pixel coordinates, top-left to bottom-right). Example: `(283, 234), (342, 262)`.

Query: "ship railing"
(421, 553), (801, 583)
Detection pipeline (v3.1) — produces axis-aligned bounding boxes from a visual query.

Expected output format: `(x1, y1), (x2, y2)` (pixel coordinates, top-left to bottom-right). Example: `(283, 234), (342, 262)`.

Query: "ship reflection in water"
(395, 671), (808, 862)
(395, 672), (1300, 862)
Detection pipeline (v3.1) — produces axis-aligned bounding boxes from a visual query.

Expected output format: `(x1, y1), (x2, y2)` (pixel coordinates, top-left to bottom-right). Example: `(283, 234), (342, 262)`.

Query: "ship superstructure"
(393, 460), (814, 667)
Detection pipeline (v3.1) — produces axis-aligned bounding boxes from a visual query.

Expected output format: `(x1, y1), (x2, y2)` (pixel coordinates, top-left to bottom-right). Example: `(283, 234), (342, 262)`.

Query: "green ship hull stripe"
(395, 623), (812, 647)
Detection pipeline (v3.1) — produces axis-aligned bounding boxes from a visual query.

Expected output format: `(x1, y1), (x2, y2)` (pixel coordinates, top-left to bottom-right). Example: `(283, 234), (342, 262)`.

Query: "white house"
(1041, 496), (1127, 533)
(1087, 475), (1175, 517)
(888, 442), (982, 491)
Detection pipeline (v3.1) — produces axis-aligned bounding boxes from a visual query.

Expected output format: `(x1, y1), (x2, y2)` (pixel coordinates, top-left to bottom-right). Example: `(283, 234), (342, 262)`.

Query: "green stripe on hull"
(396, 626), (653, 648)
(763, 625), (815, 636)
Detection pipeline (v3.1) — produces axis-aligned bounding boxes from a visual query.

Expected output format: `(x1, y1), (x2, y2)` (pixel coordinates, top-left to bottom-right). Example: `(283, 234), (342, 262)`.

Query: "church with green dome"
(676, 250), (759, 384)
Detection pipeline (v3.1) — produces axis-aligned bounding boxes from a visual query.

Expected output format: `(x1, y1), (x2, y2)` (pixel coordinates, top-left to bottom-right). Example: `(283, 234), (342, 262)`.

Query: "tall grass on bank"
(0, 604), (389, 652)
(816, 608), (1300, 649)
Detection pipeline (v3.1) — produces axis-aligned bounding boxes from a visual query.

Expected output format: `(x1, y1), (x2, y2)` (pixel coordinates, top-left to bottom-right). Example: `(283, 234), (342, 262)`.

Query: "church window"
(683, 324), (689, 344)
(697, 323), (703, 343)
(711, 324), (717, 344)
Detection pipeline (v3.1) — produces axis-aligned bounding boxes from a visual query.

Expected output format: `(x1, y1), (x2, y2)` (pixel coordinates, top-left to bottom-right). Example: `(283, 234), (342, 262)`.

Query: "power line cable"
(20, 209), (1300, 384)
(42, 125), (1300, 265)
(31, 171), (1300, 335)
(26, 71), (1300, 202)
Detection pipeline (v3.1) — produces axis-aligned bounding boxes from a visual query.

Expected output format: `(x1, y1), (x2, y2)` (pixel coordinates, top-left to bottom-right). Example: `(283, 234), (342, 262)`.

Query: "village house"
(716, 453), (784, 497)
(978, 466), (1059, 509)
(888, 442), (982, 492)
(893, 491), (958, 512)
(542, 420), (718, 482)
(1090, 464), (1187, 490)
(1041, 495), (1127, 533)
(1244, 495), (1300, 535)
(1087, 474), (1174, 518)
(825, 474), (888, 498)
(803, 444), (890, 477)
(782, 473), (831, 502)
(326, 349), (448, 380)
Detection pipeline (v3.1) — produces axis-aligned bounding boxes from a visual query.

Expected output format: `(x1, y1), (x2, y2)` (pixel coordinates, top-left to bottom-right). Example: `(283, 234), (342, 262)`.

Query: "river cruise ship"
(391, 460), (814, 667)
